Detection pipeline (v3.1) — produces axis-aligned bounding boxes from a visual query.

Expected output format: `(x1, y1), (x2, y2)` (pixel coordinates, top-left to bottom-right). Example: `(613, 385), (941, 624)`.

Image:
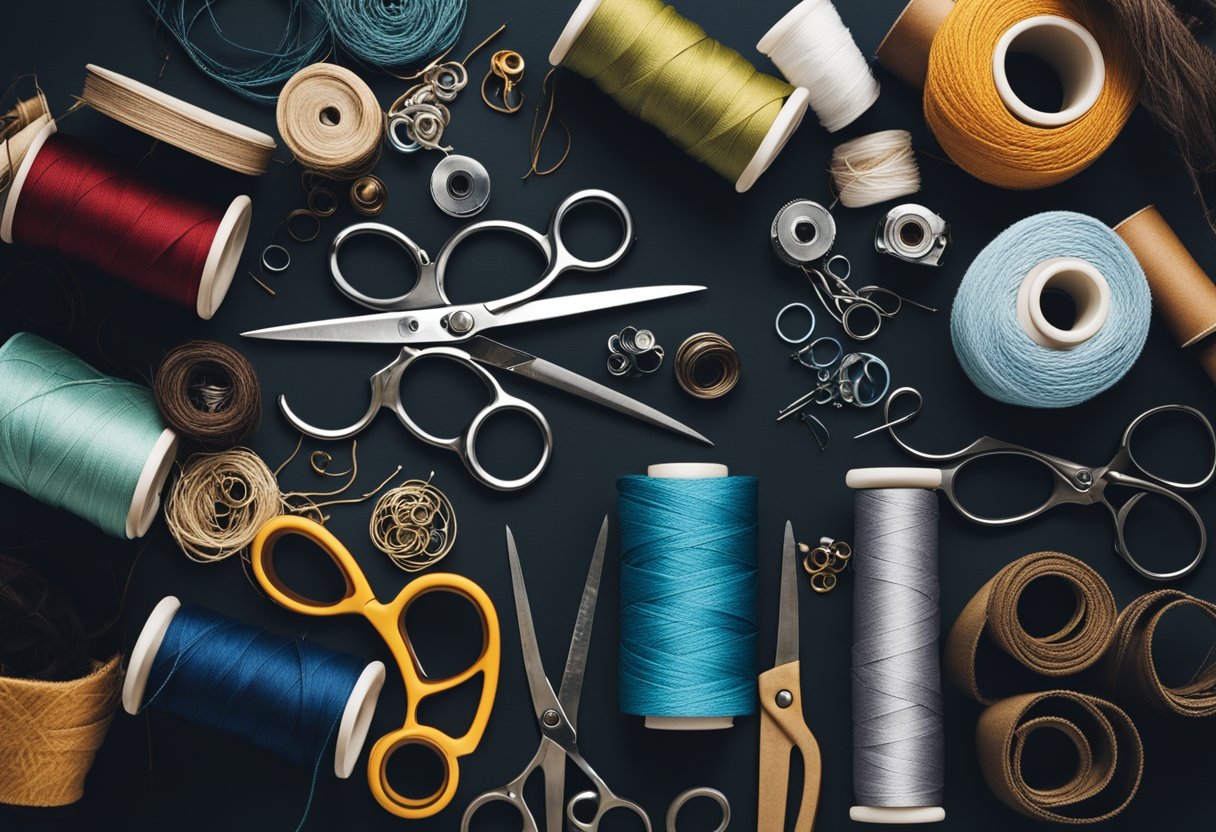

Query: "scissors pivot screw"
(542, 709), (561, 727)
(1077, 469), (1094, 486)
(448, 310), (475, 334)
(776, 690), (794, 708)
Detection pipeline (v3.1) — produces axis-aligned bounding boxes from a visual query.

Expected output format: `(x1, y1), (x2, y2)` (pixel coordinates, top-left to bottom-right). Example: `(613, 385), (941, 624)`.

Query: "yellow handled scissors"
(250, 515), (500, 819)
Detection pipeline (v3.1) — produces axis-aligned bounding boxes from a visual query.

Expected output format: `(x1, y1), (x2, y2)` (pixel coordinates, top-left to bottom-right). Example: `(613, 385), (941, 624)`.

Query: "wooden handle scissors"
(758, 522), (822, 832)
(250, 515), (500, 819)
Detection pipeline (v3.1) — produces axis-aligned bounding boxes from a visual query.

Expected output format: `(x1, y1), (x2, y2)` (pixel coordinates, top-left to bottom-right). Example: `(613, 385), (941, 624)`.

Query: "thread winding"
(951, 212), (1150, 408)
(0, 333), (172, 539)
(558, 0), (797, 186)
(325, 0), (467, 72)
(852, 487), (943, 809)
(154, 340), (262, 449)
(617, 475), (758, 718)
(924, 0), (1140, 189)
(276, 64), (383, 177)
(830, 130), (921, 208)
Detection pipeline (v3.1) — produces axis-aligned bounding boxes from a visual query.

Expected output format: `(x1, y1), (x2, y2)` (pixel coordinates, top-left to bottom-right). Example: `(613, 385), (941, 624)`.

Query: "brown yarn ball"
(0, 555), (89, 682)
(154, 340), (262, 449)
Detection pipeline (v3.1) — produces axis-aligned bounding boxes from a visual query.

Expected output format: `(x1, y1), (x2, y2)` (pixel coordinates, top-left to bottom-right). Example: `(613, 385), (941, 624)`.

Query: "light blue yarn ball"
(950, 212), (1150, 408)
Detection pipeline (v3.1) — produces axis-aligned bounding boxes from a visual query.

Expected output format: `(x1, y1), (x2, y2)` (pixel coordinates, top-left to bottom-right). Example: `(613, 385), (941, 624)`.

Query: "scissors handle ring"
(330, 222), (446, 311)
(568, 789), (653, 832)
(840, 299), (884, 340)
(463, 395), (553, 491)
(367, 726), (461, 819)
(461, 788), (538, 832)
(1108, 478), (1207, 581)
(431, 218), (553, 314)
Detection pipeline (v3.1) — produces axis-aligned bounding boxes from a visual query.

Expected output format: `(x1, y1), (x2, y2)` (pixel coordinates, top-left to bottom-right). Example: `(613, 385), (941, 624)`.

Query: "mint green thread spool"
(0, 333), (178, 538)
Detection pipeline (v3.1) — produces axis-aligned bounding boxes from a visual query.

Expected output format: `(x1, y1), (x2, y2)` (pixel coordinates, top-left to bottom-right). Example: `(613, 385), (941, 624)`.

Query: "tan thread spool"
(276, 64), (382, 177)
(1115, 205), (1216, 384)
(80, 65), (277, 176)
(0, 655), (122, 807)
(0, 113), (52, 192)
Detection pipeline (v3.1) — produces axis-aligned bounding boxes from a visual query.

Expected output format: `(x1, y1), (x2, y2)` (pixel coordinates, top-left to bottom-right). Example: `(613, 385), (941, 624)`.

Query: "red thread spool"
(0, 123), (251, 319)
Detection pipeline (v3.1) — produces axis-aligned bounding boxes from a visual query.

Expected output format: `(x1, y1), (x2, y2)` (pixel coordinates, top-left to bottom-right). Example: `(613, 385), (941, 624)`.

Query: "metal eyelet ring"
(810, 571), (837, 594)
(307, 186), (338, 217)
(431, 155), (492, 217)
(286, 209), (321, 243)
(261, 244), (290, 273)
(607, 352), (633, 376)
(776, 302), (816, 345)
(386, 113), (422, 154)
(794, 336), (843, 371)
(666, 787), (730, 832)
(633, 346), (664, 374)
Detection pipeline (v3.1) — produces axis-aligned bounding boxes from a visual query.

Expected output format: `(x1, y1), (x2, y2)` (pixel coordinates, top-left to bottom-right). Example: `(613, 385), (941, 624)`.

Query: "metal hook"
(800, 411), (830, 451)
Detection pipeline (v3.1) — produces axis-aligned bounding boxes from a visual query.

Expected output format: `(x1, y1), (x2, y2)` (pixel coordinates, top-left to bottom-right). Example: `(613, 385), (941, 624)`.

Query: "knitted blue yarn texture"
(617, 475), (758, 718)
(951, 211), (1150, 408)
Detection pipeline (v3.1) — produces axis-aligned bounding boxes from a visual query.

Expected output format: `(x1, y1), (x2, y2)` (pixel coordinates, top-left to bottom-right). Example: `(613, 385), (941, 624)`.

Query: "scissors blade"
(505, 527), (564, 723)
(774, 521), (799, 667)
(464, 337), (712, 446)
(557, 516), (608, 731)
(241, 309), (414, 343)
(488, 285), (706, 329)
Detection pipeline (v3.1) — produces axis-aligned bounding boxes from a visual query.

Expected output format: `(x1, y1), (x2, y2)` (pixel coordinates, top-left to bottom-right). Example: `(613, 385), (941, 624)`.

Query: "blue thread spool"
(950, 212), (1150, 408)
(617, 463), (758, 730)
(123, 597), (385, 779)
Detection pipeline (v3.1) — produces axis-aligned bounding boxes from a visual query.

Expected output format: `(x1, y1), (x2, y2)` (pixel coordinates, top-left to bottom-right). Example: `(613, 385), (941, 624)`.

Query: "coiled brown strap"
(945, 552), (1117, 704)
(0, 655), (121, 807)
(976, 690), (1143, 824)
(1103, 589), (1216, 716)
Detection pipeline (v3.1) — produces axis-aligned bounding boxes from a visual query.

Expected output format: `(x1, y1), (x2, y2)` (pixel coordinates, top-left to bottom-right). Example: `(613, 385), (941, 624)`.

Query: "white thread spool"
(830, 130), (921, 209)
(639, 462), (736, 732)
(1015, 257), (1111, 349)
(123, 596), (387, 779)
(992, 16), (1105, 127)
(0, 121), (252, 320)
(550, 0), (811, 193)
(845, 467), (946, 825)
(758, 0), (881, 132)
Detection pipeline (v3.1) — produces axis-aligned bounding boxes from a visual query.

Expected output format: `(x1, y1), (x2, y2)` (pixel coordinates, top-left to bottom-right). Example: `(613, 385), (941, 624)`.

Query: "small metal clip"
(875, 204), (950, 266)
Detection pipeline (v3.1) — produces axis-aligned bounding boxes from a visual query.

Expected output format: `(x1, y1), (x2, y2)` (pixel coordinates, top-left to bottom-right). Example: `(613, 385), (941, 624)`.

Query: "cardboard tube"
(1115, 205), (1216, 382)
(876, 0), (956, 88)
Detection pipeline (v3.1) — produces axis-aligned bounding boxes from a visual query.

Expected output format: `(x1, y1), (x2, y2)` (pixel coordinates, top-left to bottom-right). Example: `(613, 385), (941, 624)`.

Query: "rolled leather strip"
(976, 690), (1143, 823)
(1103, 589), (1216, 717)
(945, 552), (1117, 704)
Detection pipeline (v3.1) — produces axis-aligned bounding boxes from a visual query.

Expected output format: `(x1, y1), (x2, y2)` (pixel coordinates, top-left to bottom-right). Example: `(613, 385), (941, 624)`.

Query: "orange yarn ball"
(924, 0), (1140, 189)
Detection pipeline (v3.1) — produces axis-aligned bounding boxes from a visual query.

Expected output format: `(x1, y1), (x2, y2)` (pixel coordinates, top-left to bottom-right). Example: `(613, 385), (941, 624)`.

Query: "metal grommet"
(666, 787), (730, 832)
(430, 154), (491, 217)
(350, 175), (388, 216)
(261, 244), (291, 272)
(307, 186), (338, 218)
(286, 209), (321, 243)
(775, 302), (816, 345)
(771, 199), (836, 266)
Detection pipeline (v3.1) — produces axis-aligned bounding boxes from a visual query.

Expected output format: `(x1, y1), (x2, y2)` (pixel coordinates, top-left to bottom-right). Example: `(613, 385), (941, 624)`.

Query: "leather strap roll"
(1104, 589), (1216, 717)
(945, 552), (1117, 704)
(976, 690), (1143, 824)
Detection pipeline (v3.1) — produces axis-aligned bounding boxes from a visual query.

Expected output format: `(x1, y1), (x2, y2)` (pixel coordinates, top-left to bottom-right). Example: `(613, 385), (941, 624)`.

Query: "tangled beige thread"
(369, 476), (456, 572)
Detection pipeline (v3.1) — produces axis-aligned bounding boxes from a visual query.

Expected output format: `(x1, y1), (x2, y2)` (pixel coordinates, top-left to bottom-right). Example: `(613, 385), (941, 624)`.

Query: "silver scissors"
(462, 521), (651, 832)
(243, 190), (710, 490)
(866, 387), (1216, 581)
(802, 255), (935, 341)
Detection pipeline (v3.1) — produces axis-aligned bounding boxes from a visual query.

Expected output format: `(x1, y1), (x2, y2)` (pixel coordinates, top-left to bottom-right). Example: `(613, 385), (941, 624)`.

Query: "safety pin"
(853, 386), (924, 439)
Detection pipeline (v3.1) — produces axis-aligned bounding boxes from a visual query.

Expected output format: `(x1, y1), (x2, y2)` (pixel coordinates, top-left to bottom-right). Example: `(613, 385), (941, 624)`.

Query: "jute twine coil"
(0, 655), (121, 807)
(276, 63), (382, 177)
(924, 0), (1140, 189)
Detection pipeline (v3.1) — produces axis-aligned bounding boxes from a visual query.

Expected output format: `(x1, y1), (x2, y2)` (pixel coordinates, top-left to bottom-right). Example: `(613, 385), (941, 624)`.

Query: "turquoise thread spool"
(0, 332), (178, 538)
(617, 463), (759, 730)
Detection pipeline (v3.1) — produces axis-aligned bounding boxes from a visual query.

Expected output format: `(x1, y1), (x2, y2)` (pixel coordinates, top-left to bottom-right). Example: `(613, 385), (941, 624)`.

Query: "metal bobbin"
(430, 154), (491, 217)
(875, 204), (950, 266)
(772, 199), (836, 266)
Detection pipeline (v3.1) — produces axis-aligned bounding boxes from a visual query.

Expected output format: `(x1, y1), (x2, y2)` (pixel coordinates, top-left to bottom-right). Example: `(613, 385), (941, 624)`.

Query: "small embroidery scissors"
(243, 189), (710, 491)
(757, 522), (822, 832)
(461, 520), (651, 832)
(801, 255), (935, 341)
(250, 515), (500, 819)
(865, 387), (1216, 581)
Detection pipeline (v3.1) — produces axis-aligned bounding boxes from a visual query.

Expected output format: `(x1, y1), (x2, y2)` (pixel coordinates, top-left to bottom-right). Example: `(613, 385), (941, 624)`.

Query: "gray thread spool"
(846, 467), (946, 824)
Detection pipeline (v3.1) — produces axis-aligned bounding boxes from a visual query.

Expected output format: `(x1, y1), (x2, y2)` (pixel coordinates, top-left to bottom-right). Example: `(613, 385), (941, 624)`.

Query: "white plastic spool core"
(845, 467), (946, 824)
(123, 596), (386, 779)
(1015, 257), (1110, 349)
(549, 0), (810, 193)
(641, 462), (734, 731)
(992, 16), (1105, 127)
(0, 120), (250, 320)
(125, 428), (179, 539)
